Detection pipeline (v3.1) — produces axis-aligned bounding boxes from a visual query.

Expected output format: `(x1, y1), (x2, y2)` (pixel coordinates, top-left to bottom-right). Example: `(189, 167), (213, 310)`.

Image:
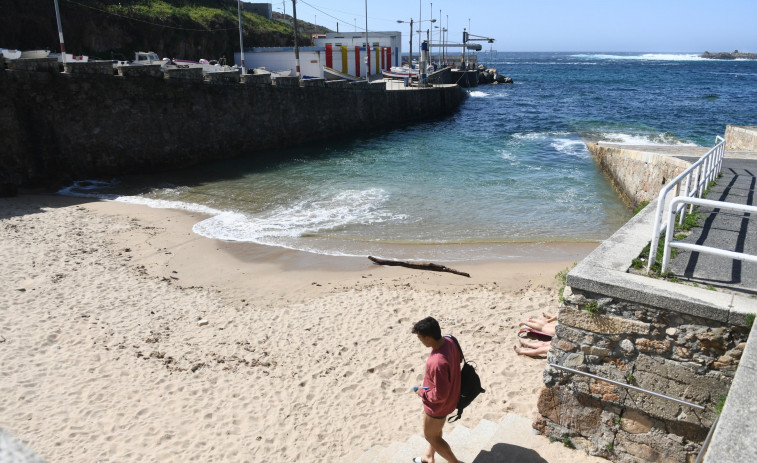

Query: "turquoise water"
(62, 52), (757, 261)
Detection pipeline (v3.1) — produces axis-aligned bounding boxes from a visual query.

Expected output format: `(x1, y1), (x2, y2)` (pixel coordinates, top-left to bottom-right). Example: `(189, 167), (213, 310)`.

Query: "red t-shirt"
(420, 337), (462, 417)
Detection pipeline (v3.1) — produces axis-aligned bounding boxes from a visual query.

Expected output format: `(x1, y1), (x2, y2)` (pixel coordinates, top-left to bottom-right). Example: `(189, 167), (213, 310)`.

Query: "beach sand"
(1, 195), (603, 462)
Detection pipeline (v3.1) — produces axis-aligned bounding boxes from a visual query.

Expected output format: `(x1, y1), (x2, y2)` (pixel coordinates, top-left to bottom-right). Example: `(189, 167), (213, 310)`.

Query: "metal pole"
(409, 20), (413, 69)
(549, 364), (706, 410)
(364, 0), (369, 80)
(237, 0), (245, 72)
(292, 0), (300, 77)
(430, 3), (432, 63)
(53, 0), (66, 66)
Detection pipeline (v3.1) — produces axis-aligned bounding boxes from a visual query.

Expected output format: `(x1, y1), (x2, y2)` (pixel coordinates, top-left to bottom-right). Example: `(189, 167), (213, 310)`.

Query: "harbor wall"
(534, 175), (754, 462)
(586, 143), (691, 208)
(724, 125), (757, 151)
(0, 60), (467, 189)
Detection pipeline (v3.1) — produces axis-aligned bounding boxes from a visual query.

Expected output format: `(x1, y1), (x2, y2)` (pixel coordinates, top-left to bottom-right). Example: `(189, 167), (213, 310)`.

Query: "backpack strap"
(444, 334), (465, 364)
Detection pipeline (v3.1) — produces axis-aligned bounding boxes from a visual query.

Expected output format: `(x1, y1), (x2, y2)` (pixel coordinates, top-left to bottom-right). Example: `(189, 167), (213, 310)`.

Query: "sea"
(60, 52), (757, 262)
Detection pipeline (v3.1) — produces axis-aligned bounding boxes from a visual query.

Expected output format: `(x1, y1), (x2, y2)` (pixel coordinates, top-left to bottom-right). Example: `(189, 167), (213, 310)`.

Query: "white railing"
(647, 137), (726, 271)
(660, 196), (757, 273)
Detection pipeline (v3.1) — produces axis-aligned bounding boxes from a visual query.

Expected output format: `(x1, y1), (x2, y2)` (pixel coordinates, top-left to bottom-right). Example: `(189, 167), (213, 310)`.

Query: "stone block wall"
(0, 66), (466, 188)
(117, 64), (163, 78)
(204, 70), (240, 84)
(64, 60), (113, 75)
(724, 125), (757, 151)
(164, 67), (203, 81)
(587, 143), (691, 208)
(536, 287), (749, 462)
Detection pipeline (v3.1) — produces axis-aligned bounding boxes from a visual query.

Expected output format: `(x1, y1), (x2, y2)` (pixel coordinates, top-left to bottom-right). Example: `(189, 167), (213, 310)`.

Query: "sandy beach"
(1, 194), (601, 462)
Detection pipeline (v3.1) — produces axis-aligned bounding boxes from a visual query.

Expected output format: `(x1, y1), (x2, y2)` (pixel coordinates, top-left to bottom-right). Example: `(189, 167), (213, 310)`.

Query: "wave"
(572, 53), (706, 61)
(191, 188), (403, 244)
(594, 131), (698, 146)
(469, 90), (488, 98)
(550, 138), (589, 156)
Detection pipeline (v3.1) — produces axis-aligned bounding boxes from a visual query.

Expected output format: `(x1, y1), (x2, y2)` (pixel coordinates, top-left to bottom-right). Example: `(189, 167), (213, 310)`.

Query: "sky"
(281, 0), (757, 52)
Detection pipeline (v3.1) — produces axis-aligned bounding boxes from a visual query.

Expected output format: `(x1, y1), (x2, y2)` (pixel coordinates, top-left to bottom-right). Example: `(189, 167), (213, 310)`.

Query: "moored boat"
(323, 66), (362, 82)
(19, 49), (50, 59)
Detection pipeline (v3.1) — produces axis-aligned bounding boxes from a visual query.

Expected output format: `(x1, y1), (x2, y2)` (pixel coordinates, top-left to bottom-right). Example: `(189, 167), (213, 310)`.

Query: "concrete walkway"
(669, 152), (757, 297)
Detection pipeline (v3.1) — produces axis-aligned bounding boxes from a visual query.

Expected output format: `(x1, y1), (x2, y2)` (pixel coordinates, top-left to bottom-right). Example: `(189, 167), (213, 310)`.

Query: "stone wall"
(586, 143), (692, 208)
(724, 125), (757, 151)
(0, 63), (467, 189)
(536, 288), (748, 462)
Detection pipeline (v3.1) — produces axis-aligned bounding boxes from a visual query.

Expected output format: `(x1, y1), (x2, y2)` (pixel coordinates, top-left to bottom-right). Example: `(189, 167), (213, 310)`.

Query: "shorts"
(425, 412), (447, 420)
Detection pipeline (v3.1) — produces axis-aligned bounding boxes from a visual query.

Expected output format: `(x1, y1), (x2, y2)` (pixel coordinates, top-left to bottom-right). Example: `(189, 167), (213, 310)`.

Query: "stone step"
(354, 412), (607, 463)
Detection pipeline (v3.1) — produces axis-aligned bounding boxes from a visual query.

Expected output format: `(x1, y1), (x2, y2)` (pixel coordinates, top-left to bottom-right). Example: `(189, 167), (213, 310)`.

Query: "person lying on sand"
(518, 312), (557, 336)
(513, 338), (551, 358)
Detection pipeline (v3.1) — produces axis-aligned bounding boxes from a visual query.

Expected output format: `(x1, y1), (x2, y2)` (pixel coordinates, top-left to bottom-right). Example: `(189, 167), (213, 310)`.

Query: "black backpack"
(445, 335), (485, 423)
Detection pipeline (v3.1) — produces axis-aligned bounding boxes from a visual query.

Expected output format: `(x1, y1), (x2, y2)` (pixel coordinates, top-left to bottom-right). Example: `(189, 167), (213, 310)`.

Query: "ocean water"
(61, 52), (757, 261)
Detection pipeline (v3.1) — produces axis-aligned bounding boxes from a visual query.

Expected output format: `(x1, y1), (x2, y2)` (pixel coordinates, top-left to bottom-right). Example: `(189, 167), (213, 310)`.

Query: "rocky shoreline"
(701, 50), (757, 60)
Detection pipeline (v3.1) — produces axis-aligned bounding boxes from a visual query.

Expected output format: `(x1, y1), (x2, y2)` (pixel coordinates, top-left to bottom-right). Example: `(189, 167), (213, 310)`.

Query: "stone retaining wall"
(0, 65), (466, 189)
(586, 143), (691, 208)
(536, 288), (748, 462)
(724, 125), (757, 151)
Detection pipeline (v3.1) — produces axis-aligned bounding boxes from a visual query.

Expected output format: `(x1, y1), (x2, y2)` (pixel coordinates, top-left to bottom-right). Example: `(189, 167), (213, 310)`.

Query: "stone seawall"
(724, 125), (757, 151)
(534, 183), (754, 462)
(586, 143), (695, 208)
(0, 62), (467, 189)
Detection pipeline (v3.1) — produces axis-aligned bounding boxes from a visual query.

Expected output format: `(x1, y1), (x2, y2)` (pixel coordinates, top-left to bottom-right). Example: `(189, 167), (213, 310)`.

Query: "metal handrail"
(694, 414), (720, 463)
(550, 363), (720, 461)
(548, 363), (705, 410)
(647, 137), (726, 271)
(660, 196), (757, 273)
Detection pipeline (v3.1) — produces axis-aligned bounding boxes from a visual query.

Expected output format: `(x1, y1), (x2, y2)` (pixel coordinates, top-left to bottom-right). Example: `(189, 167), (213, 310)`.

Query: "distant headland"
(701, 50), (757, 60)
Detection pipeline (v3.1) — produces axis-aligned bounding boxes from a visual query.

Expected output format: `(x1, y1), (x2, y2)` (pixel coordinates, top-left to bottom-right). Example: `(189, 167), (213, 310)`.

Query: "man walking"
(411, 316), (462, 463)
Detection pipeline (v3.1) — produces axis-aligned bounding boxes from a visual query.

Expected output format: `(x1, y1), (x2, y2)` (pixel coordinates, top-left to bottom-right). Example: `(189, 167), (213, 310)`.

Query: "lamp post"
(396, 19), (414, 68)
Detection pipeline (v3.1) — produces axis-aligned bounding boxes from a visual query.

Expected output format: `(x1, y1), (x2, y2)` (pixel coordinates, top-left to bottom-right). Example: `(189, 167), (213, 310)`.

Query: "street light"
(398, 18), (435, 68)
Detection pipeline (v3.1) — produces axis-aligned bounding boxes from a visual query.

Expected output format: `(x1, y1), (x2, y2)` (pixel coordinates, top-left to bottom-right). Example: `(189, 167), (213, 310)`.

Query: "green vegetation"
(746, 313), (755, 329)
(633, 208), (704, 277)
(556, 264), (576, 303)
(613, 415), (622, 426)
(561, 434), (575, 449)
(582, 300), (602, 317)
(605, 442), (614, 452)
(715, 394), (727, 415)
(633, 200), (650, 216)
(625, 373), (635, 384)
(707, 284), (716, 291)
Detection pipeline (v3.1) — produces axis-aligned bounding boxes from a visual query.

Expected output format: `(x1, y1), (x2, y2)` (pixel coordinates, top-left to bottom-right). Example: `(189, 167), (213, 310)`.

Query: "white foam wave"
(469, 91), (488, 98)
(572, 53), (706, 61)
(597, 132), (698, 146)
(550, 138), (588, 156)
(192, 188), (402, 243)
(512, 131), (571, 141)
(58, 180), (223, 215)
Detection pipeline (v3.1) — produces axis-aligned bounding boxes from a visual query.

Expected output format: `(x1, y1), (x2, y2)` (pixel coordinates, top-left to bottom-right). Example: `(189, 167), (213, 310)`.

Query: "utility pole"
(292, 0), (300, 77)
(53, 0), (66, 66)
(237, 0), (245, 72)
(364, 0), (369, 80)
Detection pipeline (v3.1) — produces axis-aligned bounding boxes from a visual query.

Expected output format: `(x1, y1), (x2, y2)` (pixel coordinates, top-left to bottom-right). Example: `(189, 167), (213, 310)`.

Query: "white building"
(235, 31), (402, 78)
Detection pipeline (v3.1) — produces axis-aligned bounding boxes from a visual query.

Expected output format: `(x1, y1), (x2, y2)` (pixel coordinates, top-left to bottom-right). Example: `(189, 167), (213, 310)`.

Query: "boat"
(49, 53), (89, 63)
(322, 66), (362, 82)
(1, 48), (21, 60)
(382, 66), (418, 80)
(19, 49), (50, 59)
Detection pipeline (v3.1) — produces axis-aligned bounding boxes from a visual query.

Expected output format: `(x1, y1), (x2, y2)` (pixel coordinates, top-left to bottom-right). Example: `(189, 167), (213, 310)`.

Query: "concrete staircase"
(351, 413), (604, 463)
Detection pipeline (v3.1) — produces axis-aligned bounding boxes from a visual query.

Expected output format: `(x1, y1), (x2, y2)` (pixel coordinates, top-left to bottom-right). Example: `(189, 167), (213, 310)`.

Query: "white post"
(237, 0), (245, 73)
(292, 0), (301, 77)
(53, 0), (66, 66)
(364, 0), (369, 80)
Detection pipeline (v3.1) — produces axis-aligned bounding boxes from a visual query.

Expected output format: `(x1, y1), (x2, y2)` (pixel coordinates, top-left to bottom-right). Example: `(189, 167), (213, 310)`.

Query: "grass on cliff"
(81, 0), (326, 43)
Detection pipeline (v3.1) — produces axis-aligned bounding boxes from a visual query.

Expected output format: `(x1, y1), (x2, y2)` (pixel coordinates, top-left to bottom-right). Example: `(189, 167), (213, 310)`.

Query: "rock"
(665, 327), (678, 336)
(0, 335), (6, 343)
(620, 339), (635, 354)
(197, 319), (209, 326)
(635, 338), (670, 354)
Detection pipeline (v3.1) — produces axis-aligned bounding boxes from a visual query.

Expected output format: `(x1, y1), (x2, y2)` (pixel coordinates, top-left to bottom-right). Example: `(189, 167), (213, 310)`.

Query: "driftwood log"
(368, 256), (471, 278)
